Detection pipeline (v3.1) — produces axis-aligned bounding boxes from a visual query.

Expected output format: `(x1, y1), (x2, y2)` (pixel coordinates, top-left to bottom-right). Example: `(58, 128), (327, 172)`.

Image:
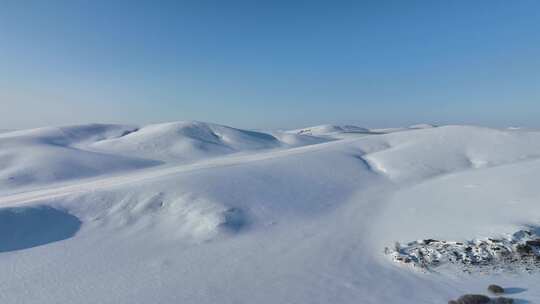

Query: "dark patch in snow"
(351, 155), (376, 172)
(449, 293), (521, 304)
(0, 205), (81, 252)
(118, 128), (139, 138)
(488, 285), (505, 294)
(220, 208), (247, 232)
(447, 284), (528, 304)
(386, 229), (540, 273)
(451, 294), (491, 304)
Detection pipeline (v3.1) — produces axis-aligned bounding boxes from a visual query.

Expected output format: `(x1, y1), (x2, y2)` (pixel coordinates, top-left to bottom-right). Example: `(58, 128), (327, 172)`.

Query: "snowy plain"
(1, 121), (540, 303)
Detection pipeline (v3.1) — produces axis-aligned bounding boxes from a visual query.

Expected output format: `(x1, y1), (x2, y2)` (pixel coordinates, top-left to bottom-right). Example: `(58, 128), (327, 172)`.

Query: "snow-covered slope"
(365, 125), (540, 182)
(268, 130), (331, 147)
(290, 124), (372, 137)
(89, 121), (282, 161)
(2, 123), (540, 303)
(0, 121), (321, 192)
(0, 124), (158, 191)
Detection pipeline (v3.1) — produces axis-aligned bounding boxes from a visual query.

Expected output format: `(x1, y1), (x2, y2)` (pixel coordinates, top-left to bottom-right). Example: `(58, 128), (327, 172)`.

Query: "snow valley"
(1, 121), (540, 303)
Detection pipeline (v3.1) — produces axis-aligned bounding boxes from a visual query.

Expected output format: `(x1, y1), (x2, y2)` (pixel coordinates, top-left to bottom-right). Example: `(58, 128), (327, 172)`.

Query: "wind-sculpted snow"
(2, 123), (540, 303)
(0, 141), (160, 191)
(364, 126), (540, 182)
(268, 130), (332, 147)
(86, 191), (249, 242)
(0, 124), (159, 192)
(0, 121), (327, 193)
(89, 121), (282, 161)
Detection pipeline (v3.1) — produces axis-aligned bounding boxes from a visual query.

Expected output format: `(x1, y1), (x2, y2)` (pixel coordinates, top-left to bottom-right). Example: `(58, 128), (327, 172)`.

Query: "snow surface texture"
(1, 122), (540, 303)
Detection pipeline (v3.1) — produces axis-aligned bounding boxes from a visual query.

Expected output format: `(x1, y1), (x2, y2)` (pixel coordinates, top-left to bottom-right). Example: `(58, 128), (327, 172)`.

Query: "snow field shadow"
(0, 205), (81, 253)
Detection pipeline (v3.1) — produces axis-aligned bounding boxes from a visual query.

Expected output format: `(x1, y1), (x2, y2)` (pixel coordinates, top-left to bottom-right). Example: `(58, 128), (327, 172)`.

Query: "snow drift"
(2, 123), (540, 303)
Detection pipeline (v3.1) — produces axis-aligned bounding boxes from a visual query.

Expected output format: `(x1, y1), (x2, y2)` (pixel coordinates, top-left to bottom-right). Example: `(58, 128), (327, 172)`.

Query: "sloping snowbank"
(2, 124), (540, 303)
(0, 124), (159, 191)
(365, 126), (540, 182)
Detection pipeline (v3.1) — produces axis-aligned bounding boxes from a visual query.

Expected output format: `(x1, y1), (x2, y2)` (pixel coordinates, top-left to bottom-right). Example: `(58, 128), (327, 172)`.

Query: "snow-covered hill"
(89, 121), (283, 161)
(1, 122), (540, 303)
(0, 124), (158, 191)
(365, 125), (540, 182)
(0, 121), (324, 192)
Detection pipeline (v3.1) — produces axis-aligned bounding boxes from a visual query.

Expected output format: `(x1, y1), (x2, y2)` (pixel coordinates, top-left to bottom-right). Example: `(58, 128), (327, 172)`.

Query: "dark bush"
(492, 297), (514, 304)
(526, 239), (540, 247)
(455, 294), (491, 304)
(487, 284), (505, 294)
(516, 244), (532, 255)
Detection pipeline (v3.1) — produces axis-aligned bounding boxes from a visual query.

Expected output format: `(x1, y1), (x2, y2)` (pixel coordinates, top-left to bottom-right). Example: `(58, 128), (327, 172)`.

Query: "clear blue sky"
(1, 0), (539, 129)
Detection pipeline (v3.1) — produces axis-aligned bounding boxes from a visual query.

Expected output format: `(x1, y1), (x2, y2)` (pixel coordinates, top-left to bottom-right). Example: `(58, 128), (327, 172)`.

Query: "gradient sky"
(1, 0), (539, 130)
